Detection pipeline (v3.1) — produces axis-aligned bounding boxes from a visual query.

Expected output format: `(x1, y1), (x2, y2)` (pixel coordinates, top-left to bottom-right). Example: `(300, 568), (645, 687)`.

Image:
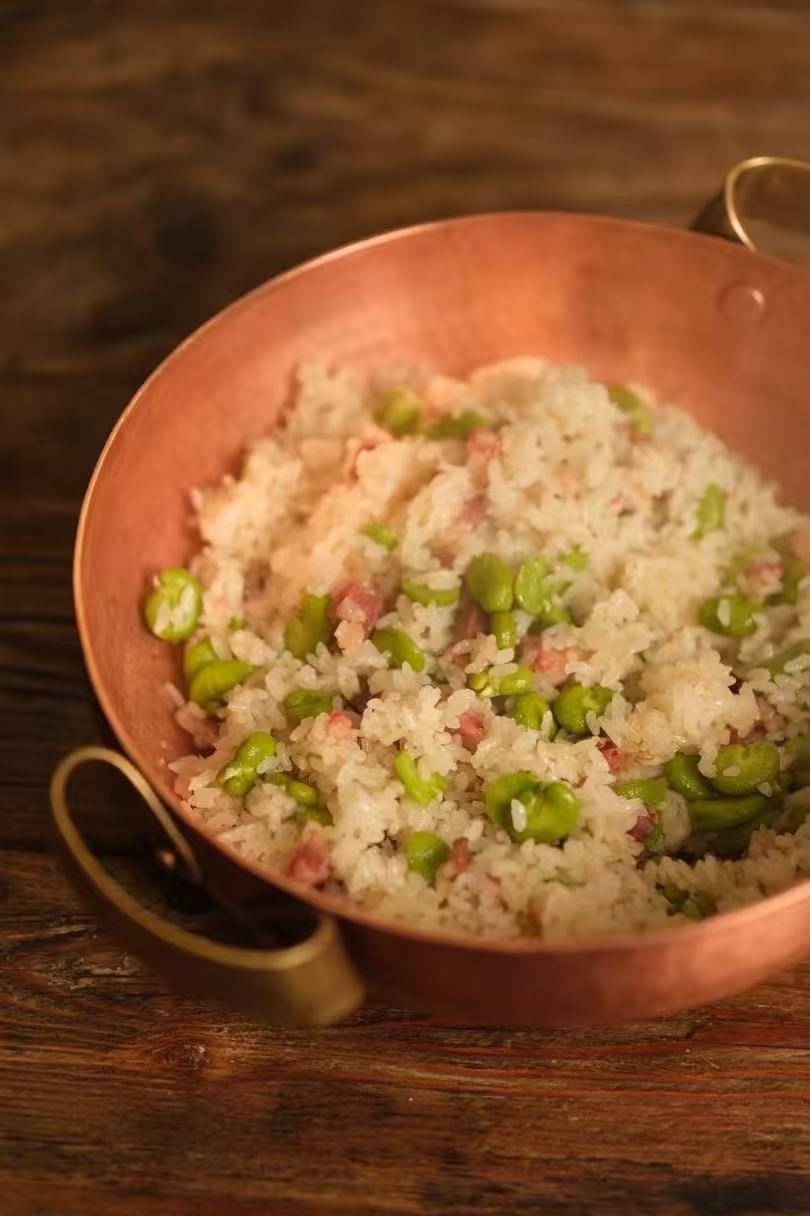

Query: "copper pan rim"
(74, 209), (810, 959)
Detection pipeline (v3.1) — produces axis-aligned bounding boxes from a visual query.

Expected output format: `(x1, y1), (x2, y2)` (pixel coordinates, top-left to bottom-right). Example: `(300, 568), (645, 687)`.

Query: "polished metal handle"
(691, 156), (810, 266)
(50, 747), (365, 1025)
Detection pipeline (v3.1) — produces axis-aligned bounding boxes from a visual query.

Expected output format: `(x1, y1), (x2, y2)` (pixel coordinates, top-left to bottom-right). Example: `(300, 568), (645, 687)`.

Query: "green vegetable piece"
(468, 663), (534, 698)
(361, 521), (398, 550)
(303, 804), (334, 826)
(692, 483), (726, 540)
(228, 616), (247, 630)
(562, 546), (589, 571)
(401, 579), (460, 607)
(710, 741), (780, 795)
(608, 384), (652, 434)
(615, 778), (668, 809)
(426, 409), (492, 440)
(553, 684), (614, 735)
(491, 611), (517, 650)
(394, 750), (447, 806)
(514, 557), (552, 613)
(183, 637), (218, 682)
(698, 594), (759, 638)
(484, 771), (538, 829)
(764, 639), (810, 676)
(189, 658), (253, 715)
(688, 794), (769, 832)
(405, 831), (450, 884)
(505, 781), (580, 845)
(143, 568), (202, 643)
(664, 753), (716, 801)
(774, 555), (807, 606)
(784, 735), (810, 788)
(509, 691), (556, 736)
(662, 886), (716, 920)
(780, 787), (810, 833)
(283, 687), (334, 723)
(465, 554), (514, 613)
(371, 627), (426, 672)
(284, 593), (333, 660)
(286, 779), (320, 807)
(530, 597), (572, 629)
(374, 386), (422, 436)
(217, 730), (277, 797)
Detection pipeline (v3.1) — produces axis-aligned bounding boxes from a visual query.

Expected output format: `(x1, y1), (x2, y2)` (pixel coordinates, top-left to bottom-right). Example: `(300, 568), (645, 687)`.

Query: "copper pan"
(51, 158), (810, 1026)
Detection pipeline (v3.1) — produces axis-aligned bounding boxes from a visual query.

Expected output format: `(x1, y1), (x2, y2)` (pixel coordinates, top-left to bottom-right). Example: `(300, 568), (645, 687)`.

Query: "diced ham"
(454, 599), (489, 644)
(597, 738), (628, 773)
(450, 711), (487, 752)
(329, 582), (384, 634)
(467, 432), (501, 487)
(326, 709), (354, 736)
(629, 811), (656, 843)
(445, 836), (471, 879)
(344, 426), (391, 479)
(288, 837), (331, 886)
(460, 495), (487, 526)
(520, 637), (577, 676)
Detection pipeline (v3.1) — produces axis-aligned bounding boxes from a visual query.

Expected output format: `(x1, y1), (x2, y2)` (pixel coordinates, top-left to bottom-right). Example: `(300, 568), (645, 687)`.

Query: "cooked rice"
(162, 358), (810, 939)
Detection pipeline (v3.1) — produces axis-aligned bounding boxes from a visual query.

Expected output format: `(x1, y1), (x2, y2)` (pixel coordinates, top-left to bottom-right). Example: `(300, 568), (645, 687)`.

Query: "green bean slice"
(361, 521), (398, 550)
(405, 831), (450, 884)
(394, 750), (447, 806)
(371, 628), (426, 672)
(692, 483), (726, 540)
(698, 594), (759, 638)
(401, 579), (460, 607)
(710, 741), (780, 795)
(465, 554), (514, 613)
(189, 658), (254, 715)
(144, 568), (203, 643)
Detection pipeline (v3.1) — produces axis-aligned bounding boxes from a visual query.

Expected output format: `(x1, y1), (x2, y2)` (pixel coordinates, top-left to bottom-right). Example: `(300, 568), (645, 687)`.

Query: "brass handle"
(691, 156), (810, 266)
(49, 747), (365, 1025)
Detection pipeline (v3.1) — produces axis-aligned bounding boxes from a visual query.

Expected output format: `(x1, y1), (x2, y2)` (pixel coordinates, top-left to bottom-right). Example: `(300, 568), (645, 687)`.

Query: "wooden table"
(3, 3), (810, 1213)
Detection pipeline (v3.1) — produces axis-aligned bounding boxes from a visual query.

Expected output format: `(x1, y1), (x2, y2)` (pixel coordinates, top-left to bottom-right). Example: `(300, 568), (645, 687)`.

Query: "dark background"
(2, 3), (810, 1214)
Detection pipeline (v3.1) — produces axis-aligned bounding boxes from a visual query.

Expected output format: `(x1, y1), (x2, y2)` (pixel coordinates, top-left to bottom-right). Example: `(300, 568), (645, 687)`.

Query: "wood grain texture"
(2, 2), (810, 1213)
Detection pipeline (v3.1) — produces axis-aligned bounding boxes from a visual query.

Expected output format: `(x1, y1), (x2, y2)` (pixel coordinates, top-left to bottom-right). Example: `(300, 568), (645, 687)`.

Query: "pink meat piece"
(450, 711), (487, 752)
(467, 429), (501, 460)
(288, 837), (331, 886)
(326, 709), (354, 735)
(596, 738), (628, 774)
(629, 811), (656, 842)
(329, 582), (384, 633)
(445, 837), (471, 879)
(520, 636), (575, 675)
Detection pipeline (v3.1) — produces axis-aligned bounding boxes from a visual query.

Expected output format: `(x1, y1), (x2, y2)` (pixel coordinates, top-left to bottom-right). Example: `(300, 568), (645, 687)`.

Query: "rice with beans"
(155, 358), (810, 939)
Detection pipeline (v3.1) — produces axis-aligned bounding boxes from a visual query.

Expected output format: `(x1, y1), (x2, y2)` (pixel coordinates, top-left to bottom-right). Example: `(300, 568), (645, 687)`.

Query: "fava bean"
(664, 753), (716, 801)
(144, 568), (202, 643)
(405, 831), (450, 884)
(615, 778), (668, 808)
(269, 774), (332, 822)
(484, 771), (538, 828)
(468, 663), (534, 698)
(465, 554), (514, 613)
(491, 610), (517, 650)
(284, 593), (333, 660)
(514, 557), (552, 613)
(608, 384), (652, 434)
(426, 409), (492, 439)
(530, 596), (572, 629)
(189, 658), (253, 715)
(401, 579), (460, 607)
(374, 386), (422, 436)
(506, 781), (580, 845)
(687, 793), (768, 832)
(183, 637), (218, 682)
(371, 627), (425, 672)
(361, 521), (398, 550)
(765, 638), (810, 676)
(698, 594), (759, 638)
(217, 731), (277, 796)
(283, 687), (334, 723)
(562, 546), (589, 571)
(395, 750), (447, 806)
(692, 483), (726, 540)
(710, 741), (780, 795)
(509, 691), (556, 736)
(553, 684), (613, 735)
